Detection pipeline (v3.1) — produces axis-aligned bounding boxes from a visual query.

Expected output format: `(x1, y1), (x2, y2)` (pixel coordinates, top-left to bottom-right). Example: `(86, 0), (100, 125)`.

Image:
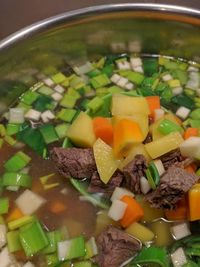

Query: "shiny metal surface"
(0, 4), (200, 112)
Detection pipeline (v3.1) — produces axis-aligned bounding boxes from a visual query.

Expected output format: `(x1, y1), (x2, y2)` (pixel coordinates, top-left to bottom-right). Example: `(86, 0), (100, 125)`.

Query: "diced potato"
(95, 210), (119, 235)
(126, 222), (154, 244)
(93, 138), (118, 184)
(112, 114), (149, 141)
(150, 220), (173, 246)
(118, 143), (151, 171)
(136, 197), (164, 223)
(144, 132), (184, 159)
(67, 112), (96, 147)
(111, 94), (150, 116)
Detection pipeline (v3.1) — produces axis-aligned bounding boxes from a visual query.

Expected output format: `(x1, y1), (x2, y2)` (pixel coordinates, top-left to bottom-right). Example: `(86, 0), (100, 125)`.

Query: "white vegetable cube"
(51, 92), (63, 101)
(23, 262), (35, 267)
(54, 84), (65, 94)
(125, 83), (134, 90)
(15, 189), (46, 215)
(171, 247), (187, 267)
(117, 77), (129, 88)
(130, 57), (142, 68)
(188, 66), (199, 72)
(43, 77), (55, 87)
(0, 224), (7, 249)
(9, 108), (24, 124)
(111, 74), (121, 84)
(108, 200), (127, 221)
(172, 87), (183, 96)
(116, 61), (131, 70)
(133, 66), (144, 73)
(25, 109), (41, 121)
(171, 222), (191, 240)
(140, 176), (151, 194)
(0, 246), (15, 267)
(111, 187), (134, 202)
(176, 106), (191, 120)
(153, 159), (165, 176)
(154, 109), (165, 121)
(162, 74), (173, 82)
(41, 110), (55, 123)
(180, 137), (200, 159)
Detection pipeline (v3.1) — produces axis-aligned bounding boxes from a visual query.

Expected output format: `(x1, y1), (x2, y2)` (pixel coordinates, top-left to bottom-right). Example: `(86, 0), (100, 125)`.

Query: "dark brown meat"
(146, 166), (199, 209)
(160, 149), (184, 170)
(51, 147), (96, 179)
(94, 225), (141, 267)
(123, 154), (147, 194)
(88, 171), (124, 197)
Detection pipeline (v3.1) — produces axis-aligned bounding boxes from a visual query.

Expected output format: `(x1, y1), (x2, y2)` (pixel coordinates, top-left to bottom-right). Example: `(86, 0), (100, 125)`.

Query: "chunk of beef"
(146, 166), (199, 209)
(51, 147), (96, 179)
(160, 149), (184, 170)
(88, 171), (124, 197)
(94, 225), (141, 267)
(123, 154), (147, 194)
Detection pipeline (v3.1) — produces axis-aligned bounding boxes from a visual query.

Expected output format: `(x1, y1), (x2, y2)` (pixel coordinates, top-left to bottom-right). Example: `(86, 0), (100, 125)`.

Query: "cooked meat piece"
(160, 149), (184, 170)
(145, 166), (199, 209)
(123, 154), (147, 194)
(94, 225), (141, 267)
(88, 171), (124, 197)
(51, 147), (96, 179)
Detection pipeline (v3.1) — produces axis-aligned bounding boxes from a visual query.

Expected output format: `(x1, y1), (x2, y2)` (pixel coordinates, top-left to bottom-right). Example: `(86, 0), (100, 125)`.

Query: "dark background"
(0, 0), (200, 39)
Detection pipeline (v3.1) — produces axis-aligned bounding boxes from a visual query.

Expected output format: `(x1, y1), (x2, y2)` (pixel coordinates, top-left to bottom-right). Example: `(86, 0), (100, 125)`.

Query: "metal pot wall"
(0, 4), (200, 113)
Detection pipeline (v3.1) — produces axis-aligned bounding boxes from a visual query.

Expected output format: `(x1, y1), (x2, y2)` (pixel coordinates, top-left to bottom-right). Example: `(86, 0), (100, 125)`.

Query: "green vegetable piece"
(131, 246), (169, 267)
(149, 161), (160, 186)
(16, 102), (31, 112)
(42, 230), (62, 254)
(108, 85), (123, 94)
(6, 124), (21, 136)
(39, 124), (59, 144)
(90, 93), (112, 118)
(102, 64), (114, 77)
(4, 135), (17, 146)
(168, 79), (181, 88)
(145, 169), (156, 190)
(90, 74), (111, 89)
(57, 108), (77, 122)
(86, 96), (104, 113)
(184, 88), (196, 97)
(0, 138), (3, 149)
(51, 72), (67, 84)
(127, 71), (144, 85)
(46, 253), (60, 266)
(62, 137), (73, 148)
(172, 94), (194, 109)
(4, 151), (31, 172)
(3, 172), (32, 188)
(60, 94), (77, 108)
(173, 69), (188, 85)
(67, 88), (81, 99)
(74, 261), (92, 267)
(0, 197), (9, 214)
(164, 60), (179, 70)
(70, 178), (110, 209)
(190, 119), (200, 128)
(88, 69), (101, 78)
(19, 220), (49, 257)
(0, 124), (6, 137)
(143, 58), (158, 76)
(8, 216), (35, 230)
(55, 123), (70, 139)
(85, 237), (98, 259)
(183, 261), (199, 267)
(185, 247), (200, 257)
(158, 119), (183, 135)
(33, 95), (53, 112)
(190, 108), (200, 120)
(7, 230), (22, 252)
(62, 235), (86, 260)
(95, 87), (109, 97)
(70, 75), (84, 88)
(21, 90), (39, 105)
(38, 85), (54, 96)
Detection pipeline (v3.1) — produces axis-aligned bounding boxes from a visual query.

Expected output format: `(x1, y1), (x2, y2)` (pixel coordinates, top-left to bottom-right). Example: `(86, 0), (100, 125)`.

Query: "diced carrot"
(146, 96), (160, 117)
(185, 163), (197, 174)
(165, 197), (187, 220)
(50, 201), (66, 214)
(184, 127), (199, 140)
(188, 183), (200, 221)
(120, 195), (144, 228)
(93, 117), (113, 145)
(6, 207), (24, 222)
(113, 119), (143, 157)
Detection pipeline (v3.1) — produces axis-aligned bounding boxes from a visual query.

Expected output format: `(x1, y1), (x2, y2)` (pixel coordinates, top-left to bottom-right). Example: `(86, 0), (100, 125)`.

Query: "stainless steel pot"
(0, 4), (200, 113)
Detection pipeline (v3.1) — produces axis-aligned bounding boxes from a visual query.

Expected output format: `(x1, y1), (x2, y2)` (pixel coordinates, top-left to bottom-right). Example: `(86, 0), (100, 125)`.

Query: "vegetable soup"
(0, 55), (200, 267)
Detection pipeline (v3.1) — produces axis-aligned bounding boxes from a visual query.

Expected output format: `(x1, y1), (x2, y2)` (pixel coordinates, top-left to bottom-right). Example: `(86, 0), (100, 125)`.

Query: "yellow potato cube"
(126, 222), (154, 244)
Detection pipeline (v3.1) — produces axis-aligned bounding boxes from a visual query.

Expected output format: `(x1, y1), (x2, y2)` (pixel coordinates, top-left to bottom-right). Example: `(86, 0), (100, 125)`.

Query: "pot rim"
(0, 3), (200, 51)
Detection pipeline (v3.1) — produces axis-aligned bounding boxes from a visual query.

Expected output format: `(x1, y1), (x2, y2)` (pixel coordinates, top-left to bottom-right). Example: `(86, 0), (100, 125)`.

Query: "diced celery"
(38, 85), (54, 96)
(51, 72), (67, 84)
(108, 85), (123, 94)
(6, 124), (21, 136)
(87, 69), (101, 78)
(33, 95), (53, 112)
(62, 137), (73, 148)
(74, 261), (92, 267)
(39, 124), (59, 144)
(42, 230), (62, 254)
(86, 97), (104, 113)
(102, 64), (114, 77)
(95, 87), (109, 97)
(190, 108), (200, 120)
(0, 198), (9, 214)
(184, 88), (196, 97)
(164, 60), (179, 70)
(57, 108), (77, 122)
(19, 220), (49, 257)
(2, 172), (32, 188)
(7, 230), (22, 252)
(127, 71), (144, 85)
(21, 91), (39, 105)
(55, 123), (70, 139)
(67, 88), (81, 99)
(85, 237), (98, 259)
(158, 119), (183, 135)
(4, 151), (31, 172)
(4, 135), (17, 146)
(46, 253), (60, 266)
(8, 216), (35, 230)
(168, 79), (181, 88)
(143, 58), (158, 76)
(62, 79), (70, 87)
(70, 75), (84, 88)
(90, 74), (111, 89)
(60, 94), (77, 108)
(0, 124), (6, 136)
(16, 102), (31, 112)
(190, 119), (200, 128)
(58, 235), (86, 260)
